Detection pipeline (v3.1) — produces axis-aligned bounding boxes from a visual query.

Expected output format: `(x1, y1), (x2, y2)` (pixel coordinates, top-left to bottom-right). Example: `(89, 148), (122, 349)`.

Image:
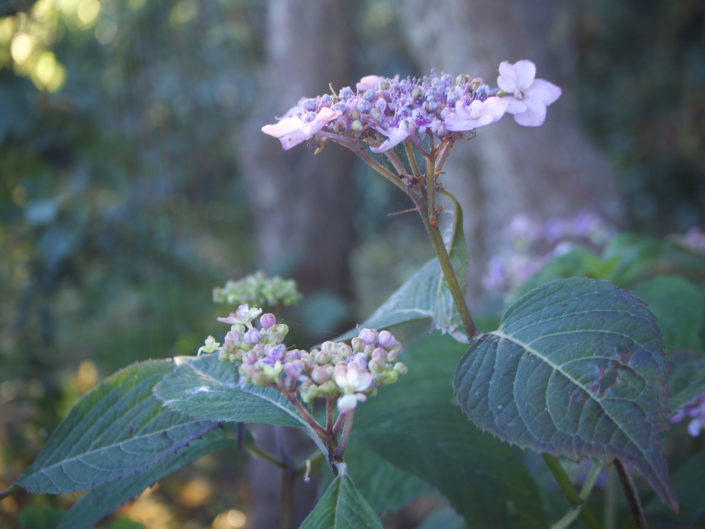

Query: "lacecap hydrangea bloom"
(262, 60), (560, 152)
(199, 304), (406, 414)
(671, 391), (705, 437)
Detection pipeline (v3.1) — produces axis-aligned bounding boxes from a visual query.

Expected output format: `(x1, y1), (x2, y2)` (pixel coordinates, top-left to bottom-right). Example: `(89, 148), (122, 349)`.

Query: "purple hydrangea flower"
(262, 62), (560, 153)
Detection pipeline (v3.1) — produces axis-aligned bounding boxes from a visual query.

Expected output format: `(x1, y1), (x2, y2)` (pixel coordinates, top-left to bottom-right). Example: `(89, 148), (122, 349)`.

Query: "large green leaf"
(454, 278), (678, 512)
(631, 275), (705, 350)
(336, 195), (467, 341)
(15, 361), (217, 494)
(354, 333), (547, 529)
(417, 508), (465, 529)
(299, 472), (382, 529)
(57, 429), (237, 529)
(152, 354), (326, 455)
(666, 350), (705, 411)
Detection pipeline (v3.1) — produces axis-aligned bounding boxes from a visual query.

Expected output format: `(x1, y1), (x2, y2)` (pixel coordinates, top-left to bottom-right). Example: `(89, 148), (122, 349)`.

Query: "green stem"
(425, 154), (436, 219)
(0, 485), (18, 501)
(604, 463), (619, 529)
(345, 144), (410, 196)
(541, 454), (602, 529)
(419, 202), (478, 338)
(404, 142), (422, 180)
(246, 445), (286, 469)
(615, 458), (650, 529)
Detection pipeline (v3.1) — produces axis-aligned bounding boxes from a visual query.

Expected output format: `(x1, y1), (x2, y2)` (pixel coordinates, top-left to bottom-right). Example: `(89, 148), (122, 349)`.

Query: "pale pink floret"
(442, 96), (509, 132)
(497, 60), (561, 127)
(261, 107), (341, 150)
(369, 119), (413, 153)
(356, 75), (383, 91)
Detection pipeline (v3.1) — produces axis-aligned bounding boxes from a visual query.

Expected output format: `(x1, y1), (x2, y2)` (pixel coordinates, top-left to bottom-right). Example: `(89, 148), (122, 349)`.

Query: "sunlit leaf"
(354, 333), (547, 529)
(300, 472), (382, 529)
(152, 354), (327, 455)
(454, 278), (677, 511)
(16, 361), (217, 494)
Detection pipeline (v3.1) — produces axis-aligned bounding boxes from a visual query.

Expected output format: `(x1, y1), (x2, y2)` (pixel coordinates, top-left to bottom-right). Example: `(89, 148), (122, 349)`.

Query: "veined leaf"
(337, 195), (467, 341)
(152, 354), (327, 456)
(354, 333), (547, 529)
(300, 472), (382, 529)
(16, 361), (217, 494)
(57, 429), (237, 529)
(454, 278), (678, 512)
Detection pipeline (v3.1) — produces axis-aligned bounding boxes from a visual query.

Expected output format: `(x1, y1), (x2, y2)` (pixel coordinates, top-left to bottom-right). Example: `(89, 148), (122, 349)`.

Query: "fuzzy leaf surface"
(300, 473), (382, 529)
(454, 278), (677, 511)
(337, 197), (467, 341)
(57, 429), (236, 529)
(355, 333), (546, 529)
(16, 361), (217, 494)
(153, 354), (326, 455)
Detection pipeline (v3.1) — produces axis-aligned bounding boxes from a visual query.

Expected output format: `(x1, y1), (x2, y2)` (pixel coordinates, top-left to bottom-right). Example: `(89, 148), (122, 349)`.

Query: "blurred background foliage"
(0, 0), (703, 528)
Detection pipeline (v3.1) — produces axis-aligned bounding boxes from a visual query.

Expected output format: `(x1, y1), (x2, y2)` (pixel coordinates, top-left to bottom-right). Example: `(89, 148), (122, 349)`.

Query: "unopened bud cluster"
(199, 304), (406, 413)
(212, 272), (302, 308)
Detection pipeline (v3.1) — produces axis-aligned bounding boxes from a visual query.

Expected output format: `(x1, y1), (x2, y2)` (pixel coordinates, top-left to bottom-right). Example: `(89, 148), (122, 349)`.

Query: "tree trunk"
(238, 1), (356, 527)
(397, 0), (622, 300)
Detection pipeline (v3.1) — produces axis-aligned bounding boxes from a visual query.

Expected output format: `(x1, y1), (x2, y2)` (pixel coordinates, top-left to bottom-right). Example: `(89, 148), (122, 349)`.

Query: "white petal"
(513, 60), (537, 88)
(513, 99), (547, 127)
(497, 61), (518, 92)
(525, 79), (562, 106)
(337, 394), (359, 414)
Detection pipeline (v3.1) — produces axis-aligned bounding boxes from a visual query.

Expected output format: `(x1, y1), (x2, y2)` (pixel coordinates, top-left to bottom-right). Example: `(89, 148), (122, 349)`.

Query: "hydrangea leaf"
(667, 350), (705, 411)
(354, 333), (547, 529)
(454, 278), (678, 512)
(631, 275), (705, 350)
(57, 429), (236, 529)
(320, 441), (434, 516)
(15, 361), (218, 494)
(417, 508), (465, 529)
(152, 354), (326, 455)
(337, 196), (467, 341)
(300, 473), (382, 529)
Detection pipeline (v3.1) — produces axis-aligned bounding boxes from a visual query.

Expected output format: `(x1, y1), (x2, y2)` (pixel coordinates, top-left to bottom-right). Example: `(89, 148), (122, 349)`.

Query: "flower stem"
(246, 445), (286, 469)
(614, 458), (650, 529)
(404, 143), (422, 180)
(541, 454), (602, 529)
(333, 410), (355, 459)
(418, 197), (478, 338)
(0, 485), (18, 501)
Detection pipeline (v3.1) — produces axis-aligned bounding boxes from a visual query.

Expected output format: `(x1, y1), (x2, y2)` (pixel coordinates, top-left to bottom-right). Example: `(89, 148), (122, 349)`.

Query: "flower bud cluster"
(262, 60), (561, 152)
(198, 305), (406, 414)
(212, 272), (302, 308)
(671, 391), (705, 437)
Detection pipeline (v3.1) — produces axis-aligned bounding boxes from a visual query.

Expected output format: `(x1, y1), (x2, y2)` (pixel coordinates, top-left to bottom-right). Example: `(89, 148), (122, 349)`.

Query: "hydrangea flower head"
(262, 61), (561, 154)
(497, 60), (562, 127)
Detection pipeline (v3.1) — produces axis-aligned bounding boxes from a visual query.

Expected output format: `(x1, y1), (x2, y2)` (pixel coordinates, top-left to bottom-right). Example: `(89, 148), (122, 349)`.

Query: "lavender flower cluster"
(262, 60), (560, 152)
(671, 392), (705, 437)
(199, 304), (406, 413)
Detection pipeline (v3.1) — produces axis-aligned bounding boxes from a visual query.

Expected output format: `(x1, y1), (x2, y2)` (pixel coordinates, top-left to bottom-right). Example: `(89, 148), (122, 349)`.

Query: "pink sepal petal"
(525, 79), (562, 106)
(357, 75), (383, 91)
(513, 99), (547, 127)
